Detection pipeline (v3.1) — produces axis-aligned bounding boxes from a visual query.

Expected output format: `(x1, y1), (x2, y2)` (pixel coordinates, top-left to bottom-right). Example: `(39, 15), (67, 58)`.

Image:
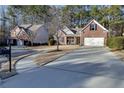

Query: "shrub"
(107, 36), (124, 50)
(48, 39), (56, 46)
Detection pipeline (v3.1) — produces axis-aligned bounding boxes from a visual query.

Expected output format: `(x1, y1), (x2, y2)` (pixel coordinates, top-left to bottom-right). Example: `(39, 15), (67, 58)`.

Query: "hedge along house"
(80, 19), (109, 46)
(10, 24), (48, 46)
(58, 26), (81, 45)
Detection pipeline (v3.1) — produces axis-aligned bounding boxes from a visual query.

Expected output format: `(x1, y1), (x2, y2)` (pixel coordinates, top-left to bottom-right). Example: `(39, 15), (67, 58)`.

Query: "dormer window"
(90, 23), (97, 31)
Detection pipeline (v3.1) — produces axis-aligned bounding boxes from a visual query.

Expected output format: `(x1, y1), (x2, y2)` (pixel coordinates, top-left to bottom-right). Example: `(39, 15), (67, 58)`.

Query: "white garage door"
(84, 37), (104, 46)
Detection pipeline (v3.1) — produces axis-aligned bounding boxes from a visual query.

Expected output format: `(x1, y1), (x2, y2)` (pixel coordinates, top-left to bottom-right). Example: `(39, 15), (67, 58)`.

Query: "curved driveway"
(1, 47), (124, 88)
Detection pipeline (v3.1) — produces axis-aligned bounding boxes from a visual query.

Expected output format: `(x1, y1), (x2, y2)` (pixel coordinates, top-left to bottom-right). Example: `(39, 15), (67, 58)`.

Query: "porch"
(66, 36), (80, 45)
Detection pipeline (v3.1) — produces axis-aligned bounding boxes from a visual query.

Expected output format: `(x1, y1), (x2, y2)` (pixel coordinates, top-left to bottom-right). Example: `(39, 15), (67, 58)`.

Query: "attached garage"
(80, 19), (109, 46)
(84, 37), (104, 46)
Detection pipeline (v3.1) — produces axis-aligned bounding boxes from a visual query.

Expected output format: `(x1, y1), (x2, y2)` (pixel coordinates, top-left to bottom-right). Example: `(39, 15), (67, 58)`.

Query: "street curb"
(0, 49), (72, 80)
(0, 50), (44, 80)
(3, 48), (77, 78)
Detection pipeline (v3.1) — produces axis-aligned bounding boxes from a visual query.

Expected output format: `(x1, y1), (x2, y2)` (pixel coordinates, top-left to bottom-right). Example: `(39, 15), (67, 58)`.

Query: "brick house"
(10, 24), (48, 46)
(58, 26), (81, 45)
(80, 19), (109, 46)
(58, 19), (109, 46)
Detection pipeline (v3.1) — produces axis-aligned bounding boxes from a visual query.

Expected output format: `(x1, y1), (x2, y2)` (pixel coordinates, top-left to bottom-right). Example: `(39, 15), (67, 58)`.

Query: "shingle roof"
(11, 24), (44, 41)
(19, 24), (32, 29)
(71, 28), (82, 35)
(29, 24), (43, 32)
(62, 26), (74, 35)
(19, 24), (43, 33)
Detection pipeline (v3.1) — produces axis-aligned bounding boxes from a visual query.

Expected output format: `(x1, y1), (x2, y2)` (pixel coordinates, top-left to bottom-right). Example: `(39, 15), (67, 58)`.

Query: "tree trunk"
(30, 40), (33, 46)
(120, 24), (123, 36)
(56, 34), (59, 51)
(48, 40), (51, 46)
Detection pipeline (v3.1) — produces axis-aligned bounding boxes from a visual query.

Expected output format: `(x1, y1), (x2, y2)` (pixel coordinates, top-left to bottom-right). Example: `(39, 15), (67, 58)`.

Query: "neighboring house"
(10, 24), (48, 46)
(58, 19), (109, 46)
(0, 30), (5, 45)
(80, 19), (109, 46)
(58, 26), (81, 45)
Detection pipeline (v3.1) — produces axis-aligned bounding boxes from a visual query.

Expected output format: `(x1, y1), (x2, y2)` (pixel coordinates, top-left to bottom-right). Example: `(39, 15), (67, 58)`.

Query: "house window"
(60, 37), (64, 42)
(90, 23), (97, 31)
(67, 37), (74, 45)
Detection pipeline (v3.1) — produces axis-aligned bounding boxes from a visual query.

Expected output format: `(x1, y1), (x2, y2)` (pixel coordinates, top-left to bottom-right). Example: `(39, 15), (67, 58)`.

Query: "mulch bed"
(112, 50), (124, 61)
(35, 49), (72, 66)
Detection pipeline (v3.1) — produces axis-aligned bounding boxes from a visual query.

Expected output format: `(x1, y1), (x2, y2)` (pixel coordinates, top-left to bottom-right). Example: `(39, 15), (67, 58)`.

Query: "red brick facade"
(80, 20), (108, 46)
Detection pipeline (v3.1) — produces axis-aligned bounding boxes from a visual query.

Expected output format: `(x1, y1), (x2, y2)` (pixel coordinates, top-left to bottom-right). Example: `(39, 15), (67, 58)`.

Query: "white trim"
(93, 20), (109, 32)
(82, 19), (109, 32)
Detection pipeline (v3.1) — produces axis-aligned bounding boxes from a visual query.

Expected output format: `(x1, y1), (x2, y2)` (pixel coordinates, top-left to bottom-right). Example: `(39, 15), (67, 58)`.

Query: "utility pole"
(8, 14), (16, 72)
(0, 16), (12, 72)
(4, 16), (12, 72)
(8, 35), (11, 72)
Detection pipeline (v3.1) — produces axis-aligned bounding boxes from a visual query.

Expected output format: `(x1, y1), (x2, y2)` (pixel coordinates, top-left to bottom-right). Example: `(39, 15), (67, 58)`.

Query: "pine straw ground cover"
(112, 50), (124, 61)
(34, 45), (80, 66)
(35, 50), (66, 66)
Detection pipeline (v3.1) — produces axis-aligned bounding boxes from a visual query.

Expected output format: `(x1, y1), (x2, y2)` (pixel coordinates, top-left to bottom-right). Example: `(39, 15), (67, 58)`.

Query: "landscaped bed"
(34, 45), (80, 66)
(112, 50), (124, 61)
(35, 50), (71, 66)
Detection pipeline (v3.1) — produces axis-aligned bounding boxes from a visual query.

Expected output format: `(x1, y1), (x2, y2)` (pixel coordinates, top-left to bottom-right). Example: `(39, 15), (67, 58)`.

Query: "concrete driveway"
(1, 47), (124, 88)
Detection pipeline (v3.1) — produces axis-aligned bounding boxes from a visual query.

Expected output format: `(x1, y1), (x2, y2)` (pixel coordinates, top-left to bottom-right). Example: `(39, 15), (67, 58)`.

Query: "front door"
(76, 37), (80, 45)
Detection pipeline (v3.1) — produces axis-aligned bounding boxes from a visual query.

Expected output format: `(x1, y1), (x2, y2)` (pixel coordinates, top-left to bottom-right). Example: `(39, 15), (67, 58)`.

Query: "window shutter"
(95, 24), (97, 30)
(90, 24), (92, 30)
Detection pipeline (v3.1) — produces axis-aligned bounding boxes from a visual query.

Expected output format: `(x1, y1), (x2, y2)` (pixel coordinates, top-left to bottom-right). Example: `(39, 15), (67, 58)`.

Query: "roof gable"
(10, 26), (30, 40)
(11, 24), (45, 41)
(16, 28), (30, 40)
(19, 24), (43, 32)
(82, 19), (109, 32)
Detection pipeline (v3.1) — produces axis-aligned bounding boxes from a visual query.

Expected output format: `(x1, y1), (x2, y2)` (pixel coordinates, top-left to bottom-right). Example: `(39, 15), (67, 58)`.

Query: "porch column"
(65, 36), (67, 45)
(74, 36), (76, 45)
